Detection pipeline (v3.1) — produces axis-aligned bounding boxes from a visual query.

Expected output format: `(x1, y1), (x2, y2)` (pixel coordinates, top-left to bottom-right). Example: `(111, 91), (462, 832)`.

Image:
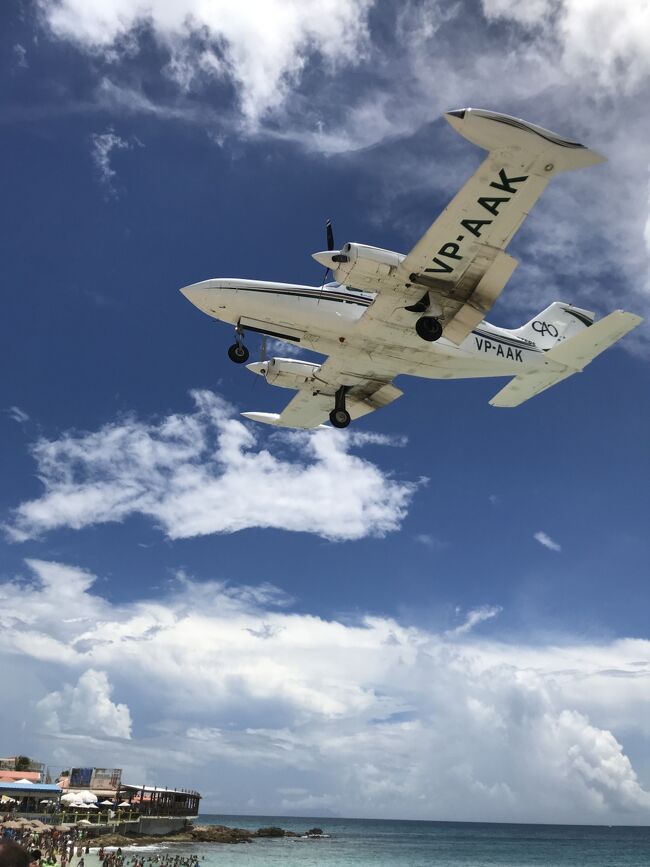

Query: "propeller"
(318, 219), (334, 304)
(251, 335), (269, 391)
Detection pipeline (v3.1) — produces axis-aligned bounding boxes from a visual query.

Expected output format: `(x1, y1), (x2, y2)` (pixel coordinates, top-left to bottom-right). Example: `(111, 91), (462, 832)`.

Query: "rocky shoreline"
(86, 824), (326, 847)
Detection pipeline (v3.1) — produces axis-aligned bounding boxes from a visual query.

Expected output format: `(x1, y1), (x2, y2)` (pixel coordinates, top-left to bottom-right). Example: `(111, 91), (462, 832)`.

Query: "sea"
(96, 814), (650, 867)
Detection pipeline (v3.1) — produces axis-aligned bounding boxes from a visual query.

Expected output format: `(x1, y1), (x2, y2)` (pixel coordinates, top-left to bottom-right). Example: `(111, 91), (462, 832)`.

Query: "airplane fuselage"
(182, 277), (545, 381)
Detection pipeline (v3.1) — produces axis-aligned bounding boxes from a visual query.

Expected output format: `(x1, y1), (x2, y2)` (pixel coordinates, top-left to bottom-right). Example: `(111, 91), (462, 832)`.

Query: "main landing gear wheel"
(330, 385), (351, 428)
(228, 343), (250, 364)
(415, 316), (443, 342)
(329, 408), (351, 429)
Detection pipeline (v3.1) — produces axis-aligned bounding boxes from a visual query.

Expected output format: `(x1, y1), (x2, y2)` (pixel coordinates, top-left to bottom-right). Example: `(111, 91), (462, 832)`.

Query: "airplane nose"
(179, 284), (201, 304)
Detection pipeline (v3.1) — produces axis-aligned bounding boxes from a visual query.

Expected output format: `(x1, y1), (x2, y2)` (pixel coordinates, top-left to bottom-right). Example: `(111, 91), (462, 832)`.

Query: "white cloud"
(36, 669), (132, 739)
(534, 531), (562, 552)
(38, 0), (373, 126)
(2, 558), (650, 823)
(446, 605), (502, 637)
(5, 390), (419, 542)
(89, 128), (134, 196)
(6, 405), (29, 423)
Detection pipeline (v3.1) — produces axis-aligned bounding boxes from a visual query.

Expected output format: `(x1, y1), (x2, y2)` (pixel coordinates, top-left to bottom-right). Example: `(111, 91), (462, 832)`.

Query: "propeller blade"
(326, 219), (334, 251)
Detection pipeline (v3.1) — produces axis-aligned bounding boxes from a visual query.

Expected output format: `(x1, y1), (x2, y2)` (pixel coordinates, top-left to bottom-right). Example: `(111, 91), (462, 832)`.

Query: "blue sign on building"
(69, 768), (93, 787)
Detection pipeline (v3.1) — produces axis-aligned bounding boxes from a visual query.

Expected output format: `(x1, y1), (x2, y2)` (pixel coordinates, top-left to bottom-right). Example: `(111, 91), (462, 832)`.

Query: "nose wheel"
(228, 344), (249, 363)
(228, 324), (250, 364)
(329, 386), (351, 429)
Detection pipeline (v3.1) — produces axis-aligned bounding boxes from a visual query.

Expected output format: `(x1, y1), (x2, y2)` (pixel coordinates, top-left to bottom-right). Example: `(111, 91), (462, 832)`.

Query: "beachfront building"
(0, 757), (46, 784)
(57, 767), (123, 803)
(0, 780), (61, 814)
(120, 784), (201, 818)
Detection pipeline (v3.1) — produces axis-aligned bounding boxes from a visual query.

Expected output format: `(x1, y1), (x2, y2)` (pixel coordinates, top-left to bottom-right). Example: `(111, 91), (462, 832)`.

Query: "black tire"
(329, 408), (351, 429)
(228, 343), (250, 364)
(415, 316), (443, 342)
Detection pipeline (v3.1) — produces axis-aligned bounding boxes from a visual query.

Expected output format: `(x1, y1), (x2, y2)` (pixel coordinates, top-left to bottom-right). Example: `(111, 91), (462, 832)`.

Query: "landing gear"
(415, 316), (443, 342)
(329, 386), (351, 429)
(228, 343), (249, 363)
(330, 408), (351, 428)
(228, 323), (250, 363)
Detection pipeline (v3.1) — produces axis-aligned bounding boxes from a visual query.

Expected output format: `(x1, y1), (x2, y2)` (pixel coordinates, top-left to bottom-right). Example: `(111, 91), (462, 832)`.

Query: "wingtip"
(241, 412), (282, 426)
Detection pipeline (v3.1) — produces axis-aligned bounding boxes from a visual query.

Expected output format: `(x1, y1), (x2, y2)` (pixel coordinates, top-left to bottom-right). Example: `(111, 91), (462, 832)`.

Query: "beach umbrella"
(117, 801), (131, 807)
(99, 800), (113, 806)
(76, 791), (97, 804)
(86, 804), (98, 810)
(12, 779), (34, 786)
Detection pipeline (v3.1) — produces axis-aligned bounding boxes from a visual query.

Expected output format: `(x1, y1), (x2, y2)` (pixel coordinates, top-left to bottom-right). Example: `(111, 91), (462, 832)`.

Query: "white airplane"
(180, 108), (642, 429)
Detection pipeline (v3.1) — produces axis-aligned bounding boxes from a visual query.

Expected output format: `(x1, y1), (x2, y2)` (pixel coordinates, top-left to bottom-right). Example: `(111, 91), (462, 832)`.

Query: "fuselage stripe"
(227, 285), (372, 307)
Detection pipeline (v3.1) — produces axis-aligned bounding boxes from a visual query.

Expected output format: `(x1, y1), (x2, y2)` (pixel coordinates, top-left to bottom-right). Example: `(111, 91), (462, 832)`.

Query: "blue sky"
(1, 0), (650, 825)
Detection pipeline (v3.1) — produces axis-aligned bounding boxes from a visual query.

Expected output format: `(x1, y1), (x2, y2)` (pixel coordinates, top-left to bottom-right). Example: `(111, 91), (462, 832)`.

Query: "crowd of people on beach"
(0, 820), (205, 867)
(1, 819), (94, 867)
(112, 854), (202, 867)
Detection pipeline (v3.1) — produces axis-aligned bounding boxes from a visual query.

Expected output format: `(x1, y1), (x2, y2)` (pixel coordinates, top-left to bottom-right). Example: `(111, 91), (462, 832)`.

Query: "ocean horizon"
(93, 813), (650, 867)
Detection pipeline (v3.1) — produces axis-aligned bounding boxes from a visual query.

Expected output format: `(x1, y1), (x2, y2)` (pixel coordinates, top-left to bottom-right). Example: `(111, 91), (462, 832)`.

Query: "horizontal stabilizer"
(490, 310), (642, 407)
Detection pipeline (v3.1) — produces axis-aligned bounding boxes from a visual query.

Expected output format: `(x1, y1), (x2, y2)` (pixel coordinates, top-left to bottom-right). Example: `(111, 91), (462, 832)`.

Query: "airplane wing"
(242, 355), (403, 429)
(340, 109), (606, 346)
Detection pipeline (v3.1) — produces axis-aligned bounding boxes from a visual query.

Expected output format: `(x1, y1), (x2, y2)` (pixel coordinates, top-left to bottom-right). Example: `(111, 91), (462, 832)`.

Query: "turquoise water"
(125, 814), (650, 867)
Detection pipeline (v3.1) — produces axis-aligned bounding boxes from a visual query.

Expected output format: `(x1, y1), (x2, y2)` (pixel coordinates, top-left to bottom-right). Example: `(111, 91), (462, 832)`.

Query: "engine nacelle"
(313, 243), (405, 291)
(247, 357), (321, 390)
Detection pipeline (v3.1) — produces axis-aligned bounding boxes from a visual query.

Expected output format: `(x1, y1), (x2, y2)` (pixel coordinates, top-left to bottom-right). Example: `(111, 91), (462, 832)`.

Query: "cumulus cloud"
(5, 390), (419, 542)
(2, 558), (650, 823)
(37, 0), (373, 126)
(36, 669), (132, 739)
(534, 531), (562, 552)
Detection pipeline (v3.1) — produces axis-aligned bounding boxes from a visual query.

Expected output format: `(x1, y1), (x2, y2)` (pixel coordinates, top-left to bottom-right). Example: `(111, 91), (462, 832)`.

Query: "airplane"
(180, 108), (642, 430)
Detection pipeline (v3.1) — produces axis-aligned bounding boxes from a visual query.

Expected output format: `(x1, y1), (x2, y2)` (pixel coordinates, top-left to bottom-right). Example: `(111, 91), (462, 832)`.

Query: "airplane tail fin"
(511, 301), (595, 350)
(490, 310), (643, 408)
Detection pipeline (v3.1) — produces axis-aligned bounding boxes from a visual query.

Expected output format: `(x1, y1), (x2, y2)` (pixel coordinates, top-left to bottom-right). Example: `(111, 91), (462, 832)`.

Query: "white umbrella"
(86, 804), (98, 809)
(12, 779), (34, 786)
(117, 801), (131, 807)
(100, 800), (113, 806)
(76, 791), (98, 804)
